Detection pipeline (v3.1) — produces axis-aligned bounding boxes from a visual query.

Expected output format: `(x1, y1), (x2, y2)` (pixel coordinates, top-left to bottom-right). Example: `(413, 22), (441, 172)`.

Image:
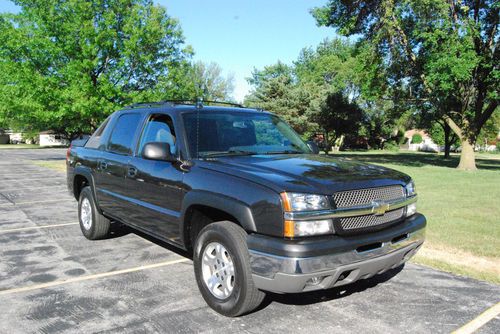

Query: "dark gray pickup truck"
(67, 101), (425, 316)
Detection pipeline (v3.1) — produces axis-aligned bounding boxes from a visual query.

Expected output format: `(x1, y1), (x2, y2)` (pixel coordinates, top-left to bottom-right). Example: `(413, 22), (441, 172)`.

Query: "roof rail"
(127, 99), (244, 109)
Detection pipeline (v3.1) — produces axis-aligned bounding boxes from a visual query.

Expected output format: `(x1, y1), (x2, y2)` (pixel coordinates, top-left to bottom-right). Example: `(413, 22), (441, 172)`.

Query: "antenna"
(196, 97), (203, 109)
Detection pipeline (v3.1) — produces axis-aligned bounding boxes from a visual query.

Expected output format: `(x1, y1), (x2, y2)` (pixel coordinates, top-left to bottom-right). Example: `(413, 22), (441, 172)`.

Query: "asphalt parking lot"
(0, 148), (499, 333)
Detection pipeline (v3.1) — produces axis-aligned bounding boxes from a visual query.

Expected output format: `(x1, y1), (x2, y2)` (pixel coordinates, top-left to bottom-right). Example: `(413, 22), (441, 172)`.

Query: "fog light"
(406, 203), (417, 217)
(306, 276), (323, 286)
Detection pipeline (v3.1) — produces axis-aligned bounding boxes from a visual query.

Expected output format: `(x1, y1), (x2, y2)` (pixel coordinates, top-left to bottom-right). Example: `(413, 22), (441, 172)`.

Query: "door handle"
(100, 161), (108, 170)
(127, 167), (138, 178)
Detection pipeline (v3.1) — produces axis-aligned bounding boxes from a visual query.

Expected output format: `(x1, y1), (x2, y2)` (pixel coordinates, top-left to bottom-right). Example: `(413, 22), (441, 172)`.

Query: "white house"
(403, 129), (440, 152)
(39, 131), (69, 147)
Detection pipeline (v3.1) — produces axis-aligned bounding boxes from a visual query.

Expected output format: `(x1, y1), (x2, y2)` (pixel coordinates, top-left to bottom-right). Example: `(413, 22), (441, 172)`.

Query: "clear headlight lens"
(406, 202), (417, 217)
(405, 181), (416, 197)
(280, 192), (330, 212)
(284, 219), (334, 237)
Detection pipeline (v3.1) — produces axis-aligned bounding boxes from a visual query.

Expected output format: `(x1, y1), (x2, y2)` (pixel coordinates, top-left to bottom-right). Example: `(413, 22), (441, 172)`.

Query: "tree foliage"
(245, 62), (313, 134)
(311, 91), (364, 145)
(312, 0), (499, 170)
(0, 0), (233, 139)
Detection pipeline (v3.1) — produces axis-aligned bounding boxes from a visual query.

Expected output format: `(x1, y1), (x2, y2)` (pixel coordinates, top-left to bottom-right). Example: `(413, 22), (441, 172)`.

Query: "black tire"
(78, 186), (110, 240)
(193, 221), (265, 317)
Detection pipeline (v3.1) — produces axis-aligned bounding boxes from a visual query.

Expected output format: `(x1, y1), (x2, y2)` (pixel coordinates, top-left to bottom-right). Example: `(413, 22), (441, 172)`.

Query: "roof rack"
(127, 99), (244, 109)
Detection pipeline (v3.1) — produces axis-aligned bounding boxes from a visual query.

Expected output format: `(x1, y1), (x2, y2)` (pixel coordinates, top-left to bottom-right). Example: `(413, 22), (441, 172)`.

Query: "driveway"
(0, 148), (498, 333)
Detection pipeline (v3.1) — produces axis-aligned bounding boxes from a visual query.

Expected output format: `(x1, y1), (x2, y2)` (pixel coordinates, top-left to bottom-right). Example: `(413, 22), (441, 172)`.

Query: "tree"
(0, 0), (191, 139)
(313, 0), (499, 170)
(190, 61), (234, 101)
(311, 91), (364, 151)
(245, 63), (313, 134)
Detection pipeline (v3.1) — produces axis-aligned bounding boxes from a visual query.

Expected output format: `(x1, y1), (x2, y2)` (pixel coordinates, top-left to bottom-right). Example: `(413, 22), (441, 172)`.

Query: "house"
(403, 129), (440, 152)
(39, 131), (69, 147)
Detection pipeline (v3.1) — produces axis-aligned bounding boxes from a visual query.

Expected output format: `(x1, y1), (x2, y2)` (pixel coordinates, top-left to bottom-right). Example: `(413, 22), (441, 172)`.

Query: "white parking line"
(0, 222), (79, 234)
(0, 258), (190, 296)
(453, 301), (500, 334)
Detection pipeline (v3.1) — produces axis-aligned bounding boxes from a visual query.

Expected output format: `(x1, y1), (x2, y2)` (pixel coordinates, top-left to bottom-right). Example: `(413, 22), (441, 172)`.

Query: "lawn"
(333, 150), (500, 284)
(31, 160), (67, 172)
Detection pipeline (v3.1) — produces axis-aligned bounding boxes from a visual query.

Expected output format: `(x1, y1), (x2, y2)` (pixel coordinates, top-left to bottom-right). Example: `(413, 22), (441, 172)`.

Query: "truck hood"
(198, 154), (411, 194)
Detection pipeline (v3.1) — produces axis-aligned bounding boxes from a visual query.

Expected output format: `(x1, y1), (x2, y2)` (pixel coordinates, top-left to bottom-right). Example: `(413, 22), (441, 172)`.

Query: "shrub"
(384, 141), (400, 151)
(412, 133), (423, 144)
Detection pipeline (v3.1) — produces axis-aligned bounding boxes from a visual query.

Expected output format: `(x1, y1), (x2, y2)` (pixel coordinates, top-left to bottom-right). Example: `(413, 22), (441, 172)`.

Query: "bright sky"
(0, 0), (335, 102)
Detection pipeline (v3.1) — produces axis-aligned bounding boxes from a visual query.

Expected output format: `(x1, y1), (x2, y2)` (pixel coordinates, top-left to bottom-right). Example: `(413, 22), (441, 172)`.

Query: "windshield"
(183, 111), (311, 158)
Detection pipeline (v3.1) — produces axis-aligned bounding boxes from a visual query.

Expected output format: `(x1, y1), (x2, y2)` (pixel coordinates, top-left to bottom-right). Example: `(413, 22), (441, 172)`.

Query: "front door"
(125, 113), (185, 243)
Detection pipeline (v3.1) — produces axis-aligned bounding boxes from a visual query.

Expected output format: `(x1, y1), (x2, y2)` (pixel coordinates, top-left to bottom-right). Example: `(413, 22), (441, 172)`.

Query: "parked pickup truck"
(67, 101), (425, 316)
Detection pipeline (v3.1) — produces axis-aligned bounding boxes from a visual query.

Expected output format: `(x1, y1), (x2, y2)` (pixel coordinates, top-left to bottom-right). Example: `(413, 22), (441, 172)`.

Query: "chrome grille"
(333, 185), (405, 208)
(339, 208), (405, 230)
(333, 185), (406, 233)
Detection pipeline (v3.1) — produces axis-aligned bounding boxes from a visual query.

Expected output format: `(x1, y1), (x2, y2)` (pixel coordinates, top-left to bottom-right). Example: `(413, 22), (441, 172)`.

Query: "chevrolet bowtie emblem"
(372, 201), (390, 216)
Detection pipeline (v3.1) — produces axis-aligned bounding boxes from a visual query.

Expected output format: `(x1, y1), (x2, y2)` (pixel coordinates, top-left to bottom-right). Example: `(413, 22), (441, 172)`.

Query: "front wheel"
(193, 221), (265, 316)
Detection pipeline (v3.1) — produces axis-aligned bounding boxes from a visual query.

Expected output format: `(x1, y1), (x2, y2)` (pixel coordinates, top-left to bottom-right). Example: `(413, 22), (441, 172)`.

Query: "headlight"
(406, 203), (417, 217)
(405, 181), (416, 197)
(284, 219), (334, 237)
(280, 192), (330, 212)
(405, 181), (417, 216)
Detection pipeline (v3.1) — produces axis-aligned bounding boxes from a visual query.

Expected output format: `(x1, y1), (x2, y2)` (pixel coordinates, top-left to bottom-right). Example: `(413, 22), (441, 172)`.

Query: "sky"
(0, 0), (336, 102)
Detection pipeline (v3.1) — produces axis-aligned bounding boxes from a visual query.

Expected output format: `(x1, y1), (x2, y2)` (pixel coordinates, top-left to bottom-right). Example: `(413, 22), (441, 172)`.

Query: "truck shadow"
(108, 222), (192, 258)
(258, 265), (404, 309)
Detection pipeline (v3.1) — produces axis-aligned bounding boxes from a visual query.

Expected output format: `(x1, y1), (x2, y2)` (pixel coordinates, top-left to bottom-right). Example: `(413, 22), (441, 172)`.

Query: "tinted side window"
(107, 113), (142, 155)
(85, 117), (110, 149)
(138, 114), (176, 155)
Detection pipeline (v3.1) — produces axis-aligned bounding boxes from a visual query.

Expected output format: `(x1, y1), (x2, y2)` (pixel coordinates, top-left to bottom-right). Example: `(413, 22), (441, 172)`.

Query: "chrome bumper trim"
(284, 196), (417, 221)
(249, 228), (425, 279)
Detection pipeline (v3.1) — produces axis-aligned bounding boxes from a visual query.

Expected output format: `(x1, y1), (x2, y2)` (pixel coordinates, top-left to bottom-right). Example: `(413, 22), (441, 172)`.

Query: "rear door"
(96, 112), (144, 221)
(125, 113), (185, 243)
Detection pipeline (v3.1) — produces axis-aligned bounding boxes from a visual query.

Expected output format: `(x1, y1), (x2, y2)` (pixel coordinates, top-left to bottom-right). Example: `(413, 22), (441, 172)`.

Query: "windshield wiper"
(262, 150), (302, 155)
(201, 150), (259, 158)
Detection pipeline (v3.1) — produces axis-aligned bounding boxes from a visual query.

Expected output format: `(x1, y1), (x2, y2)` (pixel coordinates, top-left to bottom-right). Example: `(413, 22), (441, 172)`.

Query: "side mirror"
(142, 142), (176, 162)
(307, 141), (320, 154)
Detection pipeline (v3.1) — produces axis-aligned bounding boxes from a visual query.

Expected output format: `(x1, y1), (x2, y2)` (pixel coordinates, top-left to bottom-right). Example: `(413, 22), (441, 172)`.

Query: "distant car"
(67, 101), (426, 316)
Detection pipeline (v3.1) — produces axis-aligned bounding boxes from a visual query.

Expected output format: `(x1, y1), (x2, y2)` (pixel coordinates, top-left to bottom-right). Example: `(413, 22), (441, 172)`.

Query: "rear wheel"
(78, 186), (110, 240)
(193, 221), (265, 316)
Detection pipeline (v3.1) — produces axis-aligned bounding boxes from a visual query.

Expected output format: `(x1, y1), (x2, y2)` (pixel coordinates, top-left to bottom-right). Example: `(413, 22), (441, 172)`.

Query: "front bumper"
(248, 213), (426, 293)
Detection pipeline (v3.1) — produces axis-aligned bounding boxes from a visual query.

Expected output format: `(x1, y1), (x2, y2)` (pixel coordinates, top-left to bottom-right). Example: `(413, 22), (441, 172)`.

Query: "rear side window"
(107, 113), (142, 155)
(85, 117), (110, 149)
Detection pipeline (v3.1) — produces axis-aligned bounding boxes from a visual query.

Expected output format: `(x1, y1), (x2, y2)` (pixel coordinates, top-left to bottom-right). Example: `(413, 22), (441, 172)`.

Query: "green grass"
(31, 160), (66, 172)
(332, 150), (500, 283)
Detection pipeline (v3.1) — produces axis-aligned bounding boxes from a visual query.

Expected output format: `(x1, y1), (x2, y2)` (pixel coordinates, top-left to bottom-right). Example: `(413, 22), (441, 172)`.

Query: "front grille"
(339, 208), (405, 230)
(333, 185), (405, 208)
(333, 185), (406, 234)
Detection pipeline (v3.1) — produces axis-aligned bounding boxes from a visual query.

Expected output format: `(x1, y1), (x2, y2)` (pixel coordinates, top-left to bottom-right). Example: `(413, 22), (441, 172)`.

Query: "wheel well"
(183, 205), (241, 253)
(73, 174), (89, 200)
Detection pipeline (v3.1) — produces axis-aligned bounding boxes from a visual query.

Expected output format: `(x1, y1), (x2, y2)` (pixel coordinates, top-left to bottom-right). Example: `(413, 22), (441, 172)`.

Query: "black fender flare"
(73, 166), (102, 213)
(180, 190), (257, 246)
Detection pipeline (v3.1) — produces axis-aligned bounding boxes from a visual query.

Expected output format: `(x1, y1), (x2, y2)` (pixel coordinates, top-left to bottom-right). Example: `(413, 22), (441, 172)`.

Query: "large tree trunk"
(444, 116), (477, 171)
(457, 139), (477, 170)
